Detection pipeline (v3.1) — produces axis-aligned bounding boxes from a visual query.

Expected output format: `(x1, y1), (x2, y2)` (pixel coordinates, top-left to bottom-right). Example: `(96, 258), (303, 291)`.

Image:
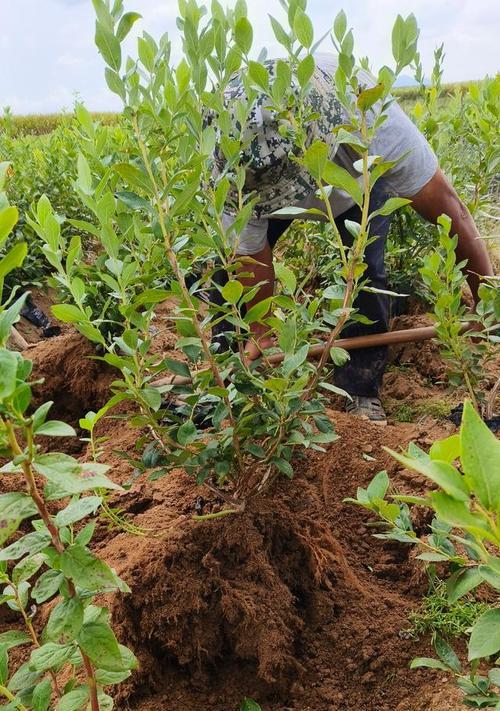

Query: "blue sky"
(1, 0), (499, 114)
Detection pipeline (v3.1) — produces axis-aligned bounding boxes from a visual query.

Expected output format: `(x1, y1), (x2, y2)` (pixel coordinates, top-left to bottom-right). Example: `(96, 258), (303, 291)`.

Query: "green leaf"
(302, 141), (328, 181)
(47, 598), (84, 644)
(95, 692), (114, 711)
(329, 347), (350, 367)
(176, 58), (191, 92)
(177, 420), (197, 446)
(410, 657), (450, 671)
(248, 61), (269, 90)
(34, 420), (76, 437)
(55, 496), (102, 527)
(430, 493), (487, 533)
(274, 262), (297, 294)
(416, 552), (450, 562)
(293, 8), (313, 48)
(60, 544), (128, 592)
(434, 635), (461, 673)
(60, 545), (123, 593)
(95, 22), (121, 71)
(0, 492), (37, 546)
(0, 646), (7, 686)
(78, 622), (123, 672)
(33, 453), (121, 496)
(429, 434), (461, 464)
(132, 289), (172, 307)
(141, 386), (162, 412)
(221, 280), (243, 305)
(460, 400), (500, 510)
(270, 207), (308, 218)
(114, 163), (153, 196)
(0, 530), (51, 562)
(12, 553), (46, 585)
(0, 206), (18, 244)
(75, 522), (96, 547)
(30, 643), (73, 672)
(118, 641), (138, 669)
(369, 197), (411, 219)
(323, 161), (363, 206)
(269, 15), (291, 50)
(162, 358), (190, 379)
(319, 381), (350, 398)
(282, 344), (309, 377)
(234, 17), (253, 54)
(272, 458), (294, 478)
(51, 304), (85, 324)
(105, 68), (125, 100)
(488, 668), (500, 685)
(241, 699), (262, 711)
(8, 659), (42, 691)
(468, 608), (500, 660)
(478, 565), (500, 590)
(446, 568), (482, 604)
(76, 154), (92, 195)
(0, 242), (27, 280)
(55, 687), (88, 711)
(115, 191), (150, 212)
(0, 630), (31, 650)
(0, 293), (28, 344)
(385, 448), (469, 502)
(333, 10), (347, 42)
(357, 83), (384, 111)
(32, 570), (64, 604)
(32, 677), (52, 711)
(95, 668), (131, 685)
(367, 470), (389, 501)
(32, 402), (53, 431)
(137, 36), (155, 71)
(116, 11), (142, 41)
(244, 297), (272, 325)
(0, 349), (18, 398)
(297, 54), (315, 87)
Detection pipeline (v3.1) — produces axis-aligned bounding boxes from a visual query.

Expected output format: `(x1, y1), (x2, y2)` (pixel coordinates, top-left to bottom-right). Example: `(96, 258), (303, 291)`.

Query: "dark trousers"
(212, 185), (393, 397)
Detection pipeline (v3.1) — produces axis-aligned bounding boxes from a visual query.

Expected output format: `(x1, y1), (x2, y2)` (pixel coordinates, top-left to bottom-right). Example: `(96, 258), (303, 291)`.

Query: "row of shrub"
(0, 108), (118, 137)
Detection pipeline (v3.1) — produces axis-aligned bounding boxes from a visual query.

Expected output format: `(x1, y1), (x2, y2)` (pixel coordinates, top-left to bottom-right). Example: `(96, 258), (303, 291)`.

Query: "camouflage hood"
(212, 59), (344, 218)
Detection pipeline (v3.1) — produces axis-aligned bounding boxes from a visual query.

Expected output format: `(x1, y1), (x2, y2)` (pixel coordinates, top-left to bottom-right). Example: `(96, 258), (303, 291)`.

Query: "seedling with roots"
(33, 0), (421, 513)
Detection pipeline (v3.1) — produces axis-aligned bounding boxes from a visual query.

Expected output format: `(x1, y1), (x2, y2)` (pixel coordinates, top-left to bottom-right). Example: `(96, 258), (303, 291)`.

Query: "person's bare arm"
(237, 242), (275, 360)
(409, 167), (494, 303)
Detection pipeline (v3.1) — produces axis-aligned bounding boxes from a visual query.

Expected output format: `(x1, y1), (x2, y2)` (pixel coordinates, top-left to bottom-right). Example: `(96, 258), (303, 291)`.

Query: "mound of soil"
(84, 412), (459, 711)
(18, 319), (471, 711)
(27, 332), (115, 420)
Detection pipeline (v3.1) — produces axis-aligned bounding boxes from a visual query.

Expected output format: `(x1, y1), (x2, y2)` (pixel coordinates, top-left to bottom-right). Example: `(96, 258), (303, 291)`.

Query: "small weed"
(408, 579), (489, 640)
(416, 399), (453, 420)
(387, 363), (413, 374)
(392, 403), (415, 423)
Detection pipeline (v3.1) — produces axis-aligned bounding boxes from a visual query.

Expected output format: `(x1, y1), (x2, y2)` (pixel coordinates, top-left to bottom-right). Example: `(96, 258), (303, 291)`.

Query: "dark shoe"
(345, 396), (387, 426)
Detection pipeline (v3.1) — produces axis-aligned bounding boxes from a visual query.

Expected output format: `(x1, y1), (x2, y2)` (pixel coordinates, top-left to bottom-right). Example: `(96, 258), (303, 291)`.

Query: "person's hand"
(242, 332), (274, 366)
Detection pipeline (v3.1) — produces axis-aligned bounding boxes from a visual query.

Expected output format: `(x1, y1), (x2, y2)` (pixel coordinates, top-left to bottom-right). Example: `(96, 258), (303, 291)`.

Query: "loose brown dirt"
(12, 314), (492, 711)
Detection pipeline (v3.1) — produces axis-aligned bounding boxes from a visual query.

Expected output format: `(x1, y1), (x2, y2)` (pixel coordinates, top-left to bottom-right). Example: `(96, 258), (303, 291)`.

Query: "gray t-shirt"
(223, 53), (438, 255)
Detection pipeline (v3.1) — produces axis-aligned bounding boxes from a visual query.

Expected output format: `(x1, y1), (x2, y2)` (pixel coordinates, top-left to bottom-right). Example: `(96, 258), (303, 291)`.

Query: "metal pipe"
(151, 322), (472, 389)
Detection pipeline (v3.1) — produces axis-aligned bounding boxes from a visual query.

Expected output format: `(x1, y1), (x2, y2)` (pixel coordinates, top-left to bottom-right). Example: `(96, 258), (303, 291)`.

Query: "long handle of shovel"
(152, 322), (472, 389)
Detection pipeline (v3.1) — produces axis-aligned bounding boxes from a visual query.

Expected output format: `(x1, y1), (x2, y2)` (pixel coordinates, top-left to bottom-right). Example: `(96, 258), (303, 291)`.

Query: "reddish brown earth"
(7, 310), (498, 711)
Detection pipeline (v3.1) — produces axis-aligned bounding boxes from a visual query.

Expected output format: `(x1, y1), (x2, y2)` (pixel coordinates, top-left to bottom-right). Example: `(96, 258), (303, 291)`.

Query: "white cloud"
(0, 0), (498, 114)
